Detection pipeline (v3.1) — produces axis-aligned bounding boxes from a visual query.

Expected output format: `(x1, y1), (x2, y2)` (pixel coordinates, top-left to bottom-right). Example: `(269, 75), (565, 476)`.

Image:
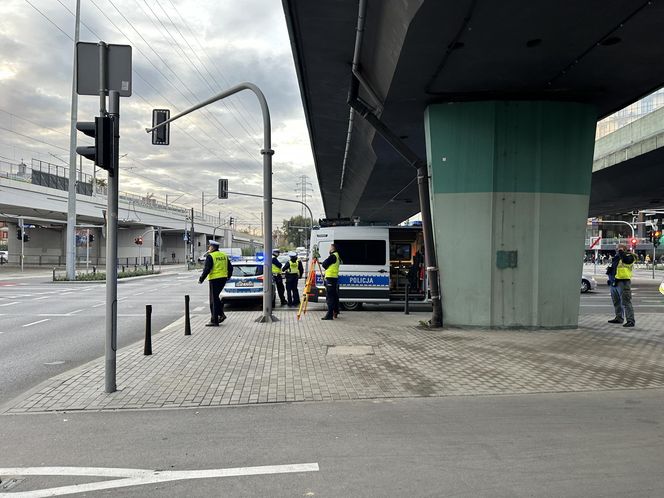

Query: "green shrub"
(53, 269), (158, 281)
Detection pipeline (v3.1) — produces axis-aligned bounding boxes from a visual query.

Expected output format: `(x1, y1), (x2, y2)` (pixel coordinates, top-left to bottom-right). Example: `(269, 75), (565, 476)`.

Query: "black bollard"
(404, 282), (410, 315)
(144, 305), (152, 355)
(184, 295), (191, 336)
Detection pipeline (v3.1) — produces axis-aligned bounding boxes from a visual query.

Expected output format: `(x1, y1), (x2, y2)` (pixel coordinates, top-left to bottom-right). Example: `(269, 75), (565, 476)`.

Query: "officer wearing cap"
(282, 251), (304, 307)
(271, 249), (287, 306)
(198, 240), (233, 326)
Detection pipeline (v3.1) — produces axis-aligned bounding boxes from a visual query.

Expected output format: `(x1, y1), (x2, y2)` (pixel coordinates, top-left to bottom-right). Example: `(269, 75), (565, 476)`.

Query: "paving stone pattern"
(3, 308), (664, 414)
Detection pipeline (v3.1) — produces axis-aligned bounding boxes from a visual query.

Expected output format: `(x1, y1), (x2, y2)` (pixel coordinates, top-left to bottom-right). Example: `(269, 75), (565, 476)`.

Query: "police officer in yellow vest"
(606, 243), (636, 328)
(272, 249), (288, 306)
(282, 251), (304, 307)
(321, 243), (341, 320)
(198, 240), (233, 326)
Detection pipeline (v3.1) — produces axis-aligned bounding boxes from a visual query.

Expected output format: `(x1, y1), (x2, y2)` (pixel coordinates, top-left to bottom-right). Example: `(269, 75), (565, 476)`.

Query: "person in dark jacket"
(606, 243), (636, 327)
(271, 249), (287, 306)
(198, 240), (233, 326)
(320, 244), (341, 320)
(282, 251), (304, 306)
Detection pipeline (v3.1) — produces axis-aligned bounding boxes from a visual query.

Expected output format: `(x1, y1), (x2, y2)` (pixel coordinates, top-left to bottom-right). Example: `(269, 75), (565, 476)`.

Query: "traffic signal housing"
(76, 116), (113, 173)
(655, 231), (662, 248)
(629, 237), (638, 248)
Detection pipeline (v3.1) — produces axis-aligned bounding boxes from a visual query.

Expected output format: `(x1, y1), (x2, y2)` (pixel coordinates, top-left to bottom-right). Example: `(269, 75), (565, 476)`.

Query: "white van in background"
(308, 225), (429, 310)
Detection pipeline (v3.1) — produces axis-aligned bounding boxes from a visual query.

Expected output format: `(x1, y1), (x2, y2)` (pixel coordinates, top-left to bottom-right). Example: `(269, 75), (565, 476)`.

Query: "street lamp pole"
(146, 83), (277, 323)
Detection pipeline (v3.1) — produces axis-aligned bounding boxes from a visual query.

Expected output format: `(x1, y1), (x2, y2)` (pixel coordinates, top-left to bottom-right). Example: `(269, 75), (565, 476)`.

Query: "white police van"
(308, 224), (429, 310)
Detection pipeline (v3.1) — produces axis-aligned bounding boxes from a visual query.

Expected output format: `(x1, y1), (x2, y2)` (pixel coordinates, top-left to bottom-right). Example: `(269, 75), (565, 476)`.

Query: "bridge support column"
(425, 101), (596, 328)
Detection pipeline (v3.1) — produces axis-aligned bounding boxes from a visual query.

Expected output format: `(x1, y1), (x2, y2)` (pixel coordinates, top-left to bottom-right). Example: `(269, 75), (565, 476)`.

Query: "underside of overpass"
(283, 0), (664, 327)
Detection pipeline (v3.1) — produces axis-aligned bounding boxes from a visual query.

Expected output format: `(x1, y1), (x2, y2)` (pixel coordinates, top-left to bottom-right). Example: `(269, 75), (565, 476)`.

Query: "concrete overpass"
(0, 161), (262, 267)
(591, 105), (664, 216)
(282, 0), (664, 328)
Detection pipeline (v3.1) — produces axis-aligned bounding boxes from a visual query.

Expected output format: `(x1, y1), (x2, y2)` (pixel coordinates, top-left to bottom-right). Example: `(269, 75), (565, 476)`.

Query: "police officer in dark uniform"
(321, 243), (341, 320)
(198, 240), (233, 326)
(282, 251), (304, 306)
(271, 249), (288, 306)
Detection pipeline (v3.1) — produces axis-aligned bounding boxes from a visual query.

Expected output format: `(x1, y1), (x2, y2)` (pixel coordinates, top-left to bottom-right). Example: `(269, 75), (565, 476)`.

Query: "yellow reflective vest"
(207, 251), (229, 280)
(324, 251), (341, 278)
(615, 253), (635, 280)
(286, 260), (300, 275)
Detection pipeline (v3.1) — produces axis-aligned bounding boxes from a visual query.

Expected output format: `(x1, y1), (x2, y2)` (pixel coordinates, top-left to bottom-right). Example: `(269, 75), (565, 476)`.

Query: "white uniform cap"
(208, 240), (220, 247)
(288, 251), (297, 257)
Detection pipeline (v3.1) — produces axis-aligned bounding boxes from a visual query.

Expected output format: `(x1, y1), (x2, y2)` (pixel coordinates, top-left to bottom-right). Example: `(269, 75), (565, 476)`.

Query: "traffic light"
(16, 229), (21, 240)
(76, 116), (113, 173)
(89, 234), (94, 243)
(229, 216), (234, 227)
(151, 109), (170, 145)
(17, 230), (29, 242)
(655, 231), (662, 248)
(218, 178), (229, 199)
(629, 237), (637, 247)
(23, 233), (29, 242)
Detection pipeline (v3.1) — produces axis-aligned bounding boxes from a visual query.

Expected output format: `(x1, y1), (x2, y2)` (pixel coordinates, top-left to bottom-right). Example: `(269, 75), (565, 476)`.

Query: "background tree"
(281, 215), (311, 248)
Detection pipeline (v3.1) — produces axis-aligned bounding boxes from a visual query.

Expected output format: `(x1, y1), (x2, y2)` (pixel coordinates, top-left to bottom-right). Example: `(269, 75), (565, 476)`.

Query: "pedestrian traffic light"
(76, 116), (113, 173)
(630, 237), (637, 247)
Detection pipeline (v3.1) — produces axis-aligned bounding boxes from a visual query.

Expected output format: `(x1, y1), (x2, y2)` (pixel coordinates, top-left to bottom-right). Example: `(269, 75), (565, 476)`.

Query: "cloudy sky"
(0, 0), (323, 232)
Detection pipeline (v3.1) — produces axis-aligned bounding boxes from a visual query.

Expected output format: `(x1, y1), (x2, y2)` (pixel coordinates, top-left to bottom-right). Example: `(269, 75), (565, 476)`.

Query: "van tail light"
(257, 275), (264, 281)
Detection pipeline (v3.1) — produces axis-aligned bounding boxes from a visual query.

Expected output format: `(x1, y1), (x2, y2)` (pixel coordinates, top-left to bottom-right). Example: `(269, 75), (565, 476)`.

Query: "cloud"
(0, 0), (324, 228)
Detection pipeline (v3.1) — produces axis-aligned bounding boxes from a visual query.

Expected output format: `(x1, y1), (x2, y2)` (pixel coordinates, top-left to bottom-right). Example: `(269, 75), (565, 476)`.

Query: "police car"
(221, 260), (275, 306)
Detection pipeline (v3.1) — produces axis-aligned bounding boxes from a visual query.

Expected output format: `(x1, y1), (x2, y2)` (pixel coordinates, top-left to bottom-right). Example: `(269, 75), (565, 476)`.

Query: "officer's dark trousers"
(285, 275), (300, 306)
(208, 277), (227, 323)
(324, 277), (339, 319)
(274, 274), (287, 305)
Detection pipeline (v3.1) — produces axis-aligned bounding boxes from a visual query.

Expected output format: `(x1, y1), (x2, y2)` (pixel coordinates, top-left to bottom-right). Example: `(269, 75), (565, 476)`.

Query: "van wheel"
(581, 279), (590, 293)
(341, 302), (363, 311)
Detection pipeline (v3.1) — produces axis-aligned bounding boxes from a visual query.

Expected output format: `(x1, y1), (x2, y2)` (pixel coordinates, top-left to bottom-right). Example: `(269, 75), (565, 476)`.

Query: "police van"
(308, 223), (429, 310)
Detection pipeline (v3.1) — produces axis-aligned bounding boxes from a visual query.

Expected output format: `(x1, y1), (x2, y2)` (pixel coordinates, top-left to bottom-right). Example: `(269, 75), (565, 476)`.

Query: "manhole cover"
(326, 345), (375, 356)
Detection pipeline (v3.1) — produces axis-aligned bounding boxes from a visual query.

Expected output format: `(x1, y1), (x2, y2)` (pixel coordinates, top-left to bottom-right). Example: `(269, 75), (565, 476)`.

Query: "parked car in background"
(0, 250), (7, 264)
(581, 274), (597, 293)
(221, 260), (274, 306)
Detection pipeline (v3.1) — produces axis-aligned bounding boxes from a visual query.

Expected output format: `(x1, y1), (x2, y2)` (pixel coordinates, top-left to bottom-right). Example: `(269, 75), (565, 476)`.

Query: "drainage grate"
(326, 345), (375, 356)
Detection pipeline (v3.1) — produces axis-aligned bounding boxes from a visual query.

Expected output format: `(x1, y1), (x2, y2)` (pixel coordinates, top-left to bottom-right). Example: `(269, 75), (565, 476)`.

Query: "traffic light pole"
(105, 89), (120, 394)
(146, 82), (277, 323)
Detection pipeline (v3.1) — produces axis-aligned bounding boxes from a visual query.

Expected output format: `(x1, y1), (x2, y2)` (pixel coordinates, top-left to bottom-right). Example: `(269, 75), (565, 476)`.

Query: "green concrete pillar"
(424, 101), (596, 328)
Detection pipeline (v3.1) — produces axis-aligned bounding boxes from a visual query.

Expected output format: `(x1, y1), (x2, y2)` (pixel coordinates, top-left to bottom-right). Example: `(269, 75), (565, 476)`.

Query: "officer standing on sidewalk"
(198, 240), (233, 327)
(321, 243), (342, 320)
(606, 243), (636, 328)
(283, 251), (304, 307)
(272, 249), (288, 306)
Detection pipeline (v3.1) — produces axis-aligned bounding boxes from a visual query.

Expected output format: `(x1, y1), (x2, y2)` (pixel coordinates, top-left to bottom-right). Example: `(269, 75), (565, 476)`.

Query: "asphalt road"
(1, 390), (662, 496)
(580, 275), (664, 315)
(0, 270), (208, 401)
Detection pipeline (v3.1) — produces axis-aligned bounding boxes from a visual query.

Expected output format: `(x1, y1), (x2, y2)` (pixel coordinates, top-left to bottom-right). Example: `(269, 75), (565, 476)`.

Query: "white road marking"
(92, 302), (105, 308)
(67, 309), (84, 315)
(0, 301), (19, 307)
(33, 296), (50, 301)
(0, 463), (319, 496)
(193, 306), (204, 312)
(133, 291), (145, 296)
(22, 319), (50, 327)
(37, 314), (71, 317)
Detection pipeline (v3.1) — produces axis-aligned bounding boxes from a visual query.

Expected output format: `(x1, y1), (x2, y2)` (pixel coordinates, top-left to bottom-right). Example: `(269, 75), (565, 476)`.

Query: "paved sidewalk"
(2, 306), (663, 414)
